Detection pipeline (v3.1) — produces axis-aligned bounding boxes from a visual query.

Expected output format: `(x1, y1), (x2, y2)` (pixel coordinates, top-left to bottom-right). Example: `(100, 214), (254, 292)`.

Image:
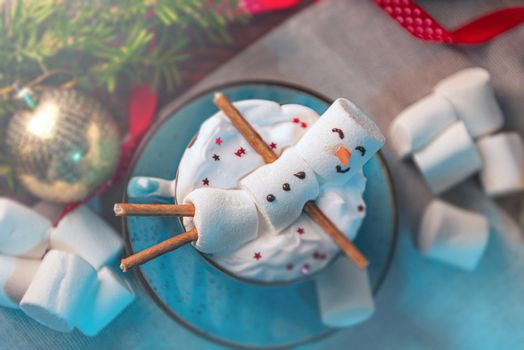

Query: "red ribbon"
(54, 84), (158, 226)
(375, 0), (524, 44)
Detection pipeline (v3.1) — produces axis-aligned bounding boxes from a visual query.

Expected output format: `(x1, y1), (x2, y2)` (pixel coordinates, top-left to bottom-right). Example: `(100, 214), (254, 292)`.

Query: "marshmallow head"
(295, 98), (385, 185)
(240, 148), (320, 232)
(183, 188), (259, 254)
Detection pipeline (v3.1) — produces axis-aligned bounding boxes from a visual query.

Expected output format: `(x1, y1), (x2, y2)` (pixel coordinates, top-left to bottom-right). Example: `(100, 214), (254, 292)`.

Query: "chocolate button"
(282, 183), (291, 191)
(266, 194), (275, 202)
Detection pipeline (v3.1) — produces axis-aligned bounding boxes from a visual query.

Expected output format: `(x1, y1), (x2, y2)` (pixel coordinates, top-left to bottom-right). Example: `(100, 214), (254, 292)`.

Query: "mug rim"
(121, 79), (399, 349)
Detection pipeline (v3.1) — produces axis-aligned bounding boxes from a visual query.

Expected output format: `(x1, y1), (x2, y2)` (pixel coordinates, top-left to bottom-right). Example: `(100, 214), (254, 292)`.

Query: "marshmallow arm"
(183, 188), (259, 254)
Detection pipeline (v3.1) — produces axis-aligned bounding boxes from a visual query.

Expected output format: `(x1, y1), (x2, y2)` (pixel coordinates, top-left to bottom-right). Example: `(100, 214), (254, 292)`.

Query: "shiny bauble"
(6, 89), (120, 203)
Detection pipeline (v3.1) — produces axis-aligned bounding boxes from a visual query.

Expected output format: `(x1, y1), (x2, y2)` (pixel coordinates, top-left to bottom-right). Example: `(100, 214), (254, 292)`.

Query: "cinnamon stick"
(120, 228), (198, 272)
(214, 92), (369, 269)
(114, 203), (195, 217)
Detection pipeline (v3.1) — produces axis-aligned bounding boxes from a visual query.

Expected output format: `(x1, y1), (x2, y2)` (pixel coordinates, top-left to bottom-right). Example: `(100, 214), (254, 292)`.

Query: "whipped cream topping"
(176, 100), (367, 282)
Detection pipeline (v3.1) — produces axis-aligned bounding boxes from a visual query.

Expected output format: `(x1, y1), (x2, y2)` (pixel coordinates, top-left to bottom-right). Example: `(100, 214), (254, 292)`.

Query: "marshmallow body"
(389, 93), (457, 158)
(76, 267), (135, 336)
(240, 148), (319, 232)
(418, 199), (489, 270)
(295, 98), (385, 184)
(49, 206), (123, 269)
(477, 132), (524, 197)
(315, 257), (374, 327)
(183, 188), (259, 254)
(20, 250), (97, 332)
(434, 68), (504, 138)
(0, 198), (51, 258)
(0, 255), (40, 308)
(414, 122), (482, 194)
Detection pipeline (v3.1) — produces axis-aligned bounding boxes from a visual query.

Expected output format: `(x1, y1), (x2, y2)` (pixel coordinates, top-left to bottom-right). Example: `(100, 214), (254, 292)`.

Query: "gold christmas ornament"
(6, 89), (120, 203)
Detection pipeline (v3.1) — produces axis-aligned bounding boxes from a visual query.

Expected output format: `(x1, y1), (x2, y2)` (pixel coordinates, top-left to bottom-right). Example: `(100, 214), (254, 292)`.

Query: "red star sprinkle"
(297, 227), (305, 235)
(212, 154), (220, 161)
(202, 178), (209, 186)
(269, 142), (277, 150)
(254, 252), (262, 260)
(235, 147), (246, 157)
(287, 264), (294, 270)
(301, 122), (308, 128)
(357, 204), (365, 212)
(292, 117), (300, 123)
(215, 137), (222, 145)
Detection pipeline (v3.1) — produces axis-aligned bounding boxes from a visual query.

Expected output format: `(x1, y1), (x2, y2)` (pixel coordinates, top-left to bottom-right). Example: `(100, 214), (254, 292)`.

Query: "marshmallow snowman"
(128, 97), (385, 328)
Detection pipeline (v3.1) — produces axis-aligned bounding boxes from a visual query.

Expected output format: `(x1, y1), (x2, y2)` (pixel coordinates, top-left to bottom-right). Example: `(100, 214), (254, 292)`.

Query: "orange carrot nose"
(336, 146), (351, 166)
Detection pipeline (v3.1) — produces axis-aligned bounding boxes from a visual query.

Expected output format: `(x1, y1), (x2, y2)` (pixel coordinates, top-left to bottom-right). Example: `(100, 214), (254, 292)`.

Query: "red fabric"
(242, 0), (301, 14)
(54, 84), (158, 226)
(375, 0), (524, 44)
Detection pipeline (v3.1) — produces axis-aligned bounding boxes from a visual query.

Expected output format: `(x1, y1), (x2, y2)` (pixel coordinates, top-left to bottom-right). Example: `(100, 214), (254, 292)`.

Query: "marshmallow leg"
(240, 148), (319, 232)
(414, 122), (482, 194)
(477, 132), (524, 197)
(0, 255), (40, 308)
(49, 206), (123, 269)
(315, 257), (374, 327)
(0, 198), (51, 258)
(389, 93), (457, 158)
(20, 250), (97, 332)
(434, 67), (504, 138)
(295, 98), (385, 184)
(183, 188), (259, 254)
(77, 267), (135, 336)
(418, 199), (489, 271)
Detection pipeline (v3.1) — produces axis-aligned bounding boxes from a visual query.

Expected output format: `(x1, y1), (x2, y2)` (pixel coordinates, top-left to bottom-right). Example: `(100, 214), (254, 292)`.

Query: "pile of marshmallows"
(390, 67), (524, 270)
(0, 198), (134, 335)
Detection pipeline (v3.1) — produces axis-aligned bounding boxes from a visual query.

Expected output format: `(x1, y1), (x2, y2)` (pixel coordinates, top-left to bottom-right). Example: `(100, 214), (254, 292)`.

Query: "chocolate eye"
(282, 183), (291, 191)
(266, 194), (275, 202)
(355, 146), (366, 156)
(294, 171), (306, 179)
(332, 128), (344, 139)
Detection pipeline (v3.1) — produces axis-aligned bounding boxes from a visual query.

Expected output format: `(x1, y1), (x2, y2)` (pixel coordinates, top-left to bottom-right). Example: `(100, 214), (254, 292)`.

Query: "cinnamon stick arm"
(114, 203), (195, 217)
(214, 92), (278, 163)
(120, 228), (198, 272)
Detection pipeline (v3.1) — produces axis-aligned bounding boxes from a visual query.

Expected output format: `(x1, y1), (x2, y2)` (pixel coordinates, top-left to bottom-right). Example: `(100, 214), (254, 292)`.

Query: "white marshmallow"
(315, 257), (374, 327)
(389, 93), (457, 159)
(76, 267), (135, 336)
(434, 67), (504, 138)
(418, 199), (489, 271)
(0, 198), (50, 258)
(183, 188), (259, 254)
(240, 148), (319, 232)
(0, 255), (40, 308)
(49, 206), (123, 269)
(477, 132), (524, 197)
(20, 250), (97, 332)
(413, 122), (482, 194)
(295, 98), (385, 184)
